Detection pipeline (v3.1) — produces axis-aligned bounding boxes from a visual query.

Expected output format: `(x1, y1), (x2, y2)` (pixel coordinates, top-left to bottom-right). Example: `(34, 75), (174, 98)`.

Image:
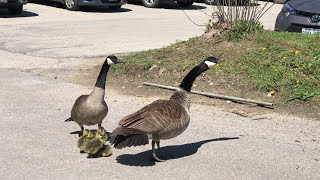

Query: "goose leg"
(152, 140), (166, 162)
(79, 124), (84, 137)
(156, 141), (161, 155)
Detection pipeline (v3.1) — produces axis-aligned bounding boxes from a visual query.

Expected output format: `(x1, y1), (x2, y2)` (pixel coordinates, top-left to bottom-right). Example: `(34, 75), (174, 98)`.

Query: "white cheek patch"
(204, 61), (216, 67)
(107, 58), (115, 65)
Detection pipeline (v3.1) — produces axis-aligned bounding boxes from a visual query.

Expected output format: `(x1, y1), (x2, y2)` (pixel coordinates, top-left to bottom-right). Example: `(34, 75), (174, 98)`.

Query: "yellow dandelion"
(295, 51), (299, 55)
(270, 90), (275, 95)
(216, 64), (220, 67)
(278, 54), (282, 58)
(283, 56), (287, 59)
(275, 69), (278, 72)
(296, 80), (300, 84)
(262, 47), (267, 51)
(289, 50), (293, 53)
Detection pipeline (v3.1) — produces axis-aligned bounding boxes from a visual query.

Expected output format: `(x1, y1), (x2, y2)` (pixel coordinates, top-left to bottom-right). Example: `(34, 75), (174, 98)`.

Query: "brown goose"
(110, 56), (221, 161)
(65, 55), (122, 133)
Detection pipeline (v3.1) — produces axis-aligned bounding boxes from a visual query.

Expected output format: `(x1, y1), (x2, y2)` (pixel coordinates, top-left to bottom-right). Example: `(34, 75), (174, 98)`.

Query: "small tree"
(206, 0), (274, 40)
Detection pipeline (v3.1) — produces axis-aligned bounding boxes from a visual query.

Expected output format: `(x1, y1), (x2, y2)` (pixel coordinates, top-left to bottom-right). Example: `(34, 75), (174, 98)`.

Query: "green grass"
(112, 31), (320, 105)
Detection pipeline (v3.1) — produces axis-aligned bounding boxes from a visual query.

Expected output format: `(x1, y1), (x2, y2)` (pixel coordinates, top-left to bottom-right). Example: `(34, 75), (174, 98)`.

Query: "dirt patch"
(56, 32), (319, 121)
(57, 64), (319, 121)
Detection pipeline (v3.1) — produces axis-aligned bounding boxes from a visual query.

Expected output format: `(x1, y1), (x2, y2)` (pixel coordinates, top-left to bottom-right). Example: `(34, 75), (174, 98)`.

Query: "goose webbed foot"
(152, 140), (166, 162)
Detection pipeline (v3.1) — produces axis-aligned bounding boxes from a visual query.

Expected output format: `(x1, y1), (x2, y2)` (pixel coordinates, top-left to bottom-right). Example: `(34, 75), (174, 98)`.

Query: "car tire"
(203, 0), (216, 5)
(65, 0), (80, 11)
(109, 5), (122, 10)
(274, 0), (287, 4)
(142, 0), (161, 8)
(177, 0), (193, 7)
(8, 5), (23, 15)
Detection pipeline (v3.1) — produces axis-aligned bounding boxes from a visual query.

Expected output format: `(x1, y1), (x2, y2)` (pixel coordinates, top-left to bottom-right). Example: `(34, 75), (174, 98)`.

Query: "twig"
(143, 82), (274, 108)
(179, 6), (207, 27)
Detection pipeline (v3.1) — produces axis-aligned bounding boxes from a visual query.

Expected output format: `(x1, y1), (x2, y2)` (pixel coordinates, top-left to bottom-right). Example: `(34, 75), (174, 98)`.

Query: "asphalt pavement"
(1, 2), (319, 180)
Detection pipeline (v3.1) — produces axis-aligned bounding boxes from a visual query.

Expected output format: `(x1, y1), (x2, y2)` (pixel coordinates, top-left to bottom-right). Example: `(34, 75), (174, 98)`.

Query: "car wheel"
(177, 0), (193, 7)
(8, 5), (23, 15)
(203, 0), (216, 5)
(142, 0), (161, 8)
(109, 5), (122, 10)
(274, 0), (287, 4)
(65, 0), (80, 11)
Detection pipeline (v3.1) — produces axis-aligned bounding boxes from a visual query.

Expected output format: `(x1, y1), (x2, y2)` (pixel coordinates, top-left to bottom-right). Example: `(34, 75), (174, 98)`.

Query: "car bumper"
(0, 0), (27, 7)
(77, 0), (126, 6)
(275, 11), (320, 33)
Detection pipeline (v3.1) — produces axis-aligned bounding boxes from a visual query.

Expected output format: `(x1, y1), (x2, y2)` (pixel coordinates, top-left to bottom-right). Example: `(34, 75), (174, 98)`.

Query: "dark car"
(275, 0), (320, 34)
(48, 0), (127, 11)
(0, 0), (28, 14)
(139, 0), (194, 8)
(202, 0), (288, 5)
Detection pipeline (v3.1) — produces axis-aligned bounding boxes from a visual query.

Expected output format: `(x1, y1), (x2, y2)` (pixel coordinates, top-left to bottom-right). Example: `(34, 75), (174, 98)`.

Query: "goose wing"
(118, 99), (185, 134)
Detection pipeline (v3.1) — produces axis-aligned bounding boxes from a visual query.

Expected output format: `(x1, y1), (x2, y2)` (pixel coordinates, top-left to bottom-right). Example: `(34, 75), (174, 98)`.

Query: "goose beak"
(116, 59), (124, 63)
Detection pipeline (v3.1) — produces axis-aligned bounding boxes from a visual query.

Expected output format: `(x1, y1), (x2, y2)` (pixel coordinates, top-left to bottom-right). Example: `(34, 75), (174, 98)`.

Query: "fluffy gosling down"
(78, 130), (96, 152)
(110, 56), (221, 162)
(83, 127), (108, 157)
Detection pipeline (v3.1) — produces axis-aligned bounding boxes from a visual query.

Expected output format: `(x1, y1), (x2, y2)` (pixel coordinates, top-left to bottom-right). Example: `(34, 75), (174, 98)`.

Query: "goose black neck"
(95, 61), (110, 89)
(179, 63), (208, 92)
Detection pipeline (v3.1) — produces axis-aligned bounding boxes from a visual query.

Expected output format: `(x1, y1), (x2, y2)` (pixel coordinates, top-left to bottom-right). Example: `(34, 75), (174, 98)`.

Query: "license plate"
(0, 0), (8, 3)
(302, 28), (320, 34)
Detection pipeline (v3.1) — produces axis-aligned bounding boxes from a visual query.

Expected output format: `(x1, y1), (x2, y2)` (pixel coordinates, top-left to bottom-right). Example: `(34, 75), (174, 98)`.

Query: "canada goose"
(84, 132), (107, 155)
(110, 56), (221, 162)
(65, 55), (123, 133)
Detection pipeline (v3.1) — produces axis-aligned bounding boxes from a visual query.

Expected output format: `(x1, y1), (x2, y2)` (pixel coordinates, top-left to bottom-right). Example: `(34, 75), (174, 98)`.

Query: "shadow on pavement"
(116, 137), (239, 166)
(0, 10), (38, 18)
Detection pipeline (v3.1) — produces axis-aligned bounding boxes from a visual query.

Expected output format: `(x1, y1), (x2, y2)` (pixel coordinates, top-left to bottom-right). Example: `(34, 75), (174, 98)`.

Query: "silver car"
(275, 0), (320, 34)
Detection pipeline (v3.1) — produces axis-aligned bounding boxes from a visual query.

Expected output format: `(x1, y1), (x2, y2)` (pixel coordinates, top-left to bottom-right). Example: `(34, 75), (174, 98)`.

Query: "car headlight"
(282, 3), (296, 17)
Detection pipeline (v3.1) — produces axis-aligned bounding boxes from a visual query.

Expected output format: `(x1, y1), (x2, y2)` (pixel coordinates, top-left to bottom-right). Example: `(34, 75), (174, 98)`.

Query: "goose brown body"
(71, 88), (108, 127)
(110, 56), (221, 161)
(111, 89), (190, 147)
(65, 55), (122, 131)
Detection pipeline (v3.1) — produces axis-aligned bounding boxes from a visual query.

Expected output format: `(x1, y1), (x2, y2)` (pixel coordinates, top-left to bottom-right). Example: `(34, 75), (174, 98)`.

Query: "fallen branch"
(143, 82), (274, 108)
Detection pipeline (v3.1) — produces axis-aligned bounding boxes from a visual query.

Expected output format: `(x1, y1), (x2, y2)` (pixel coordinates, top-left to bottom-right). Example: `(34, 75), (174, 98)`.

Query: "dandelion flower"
(278, 54), (282, 58)
(216, 64), (220, 67)
(262, 47), (266, 51)
(295, 51), (299, 55)
(275, 69), (278, 71)
(268, 90), (275, 96)
(296, 80), (300, 84)
(283, 56), (287, 59)
(289, 50), (293, 53)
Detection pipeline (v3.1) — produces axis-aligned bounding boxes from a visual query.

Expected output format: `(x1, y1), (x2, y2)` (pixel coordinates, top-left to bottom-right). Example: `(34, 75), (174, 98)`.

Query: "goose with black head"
(65, 55), (123, 133)
(110, 56), (221, 162)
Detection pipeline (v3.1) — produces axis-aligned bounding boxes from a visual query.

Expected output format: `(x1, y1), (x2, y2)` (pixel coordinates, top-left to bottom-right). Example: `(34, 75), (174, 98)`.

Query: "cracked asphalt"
(1, 2), (319, 180)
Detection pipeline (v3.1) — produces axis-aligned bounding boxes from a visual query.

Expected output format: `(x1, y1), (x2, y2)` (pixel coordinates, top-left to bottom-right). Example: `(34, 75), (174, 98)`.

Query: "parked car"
(0, 0), (27, 14)
(46, 0), (127, 11)
(275, 0), (320, 34)
(139, 0), (194, 8)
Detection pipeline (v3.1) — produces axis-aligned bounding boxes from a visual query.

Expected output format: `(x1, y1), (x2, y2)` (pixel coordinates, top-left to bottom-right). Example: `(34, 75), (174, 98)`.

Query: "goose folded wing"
(118, 99), (184, 134)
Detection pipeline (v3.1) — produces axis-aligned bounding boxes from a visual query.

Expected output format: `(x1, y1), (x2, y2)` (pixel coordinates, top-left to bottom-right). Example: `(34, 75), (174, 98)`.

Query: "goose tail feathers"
(109, 127), (149, 149)
(65, 117), (74, 122)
